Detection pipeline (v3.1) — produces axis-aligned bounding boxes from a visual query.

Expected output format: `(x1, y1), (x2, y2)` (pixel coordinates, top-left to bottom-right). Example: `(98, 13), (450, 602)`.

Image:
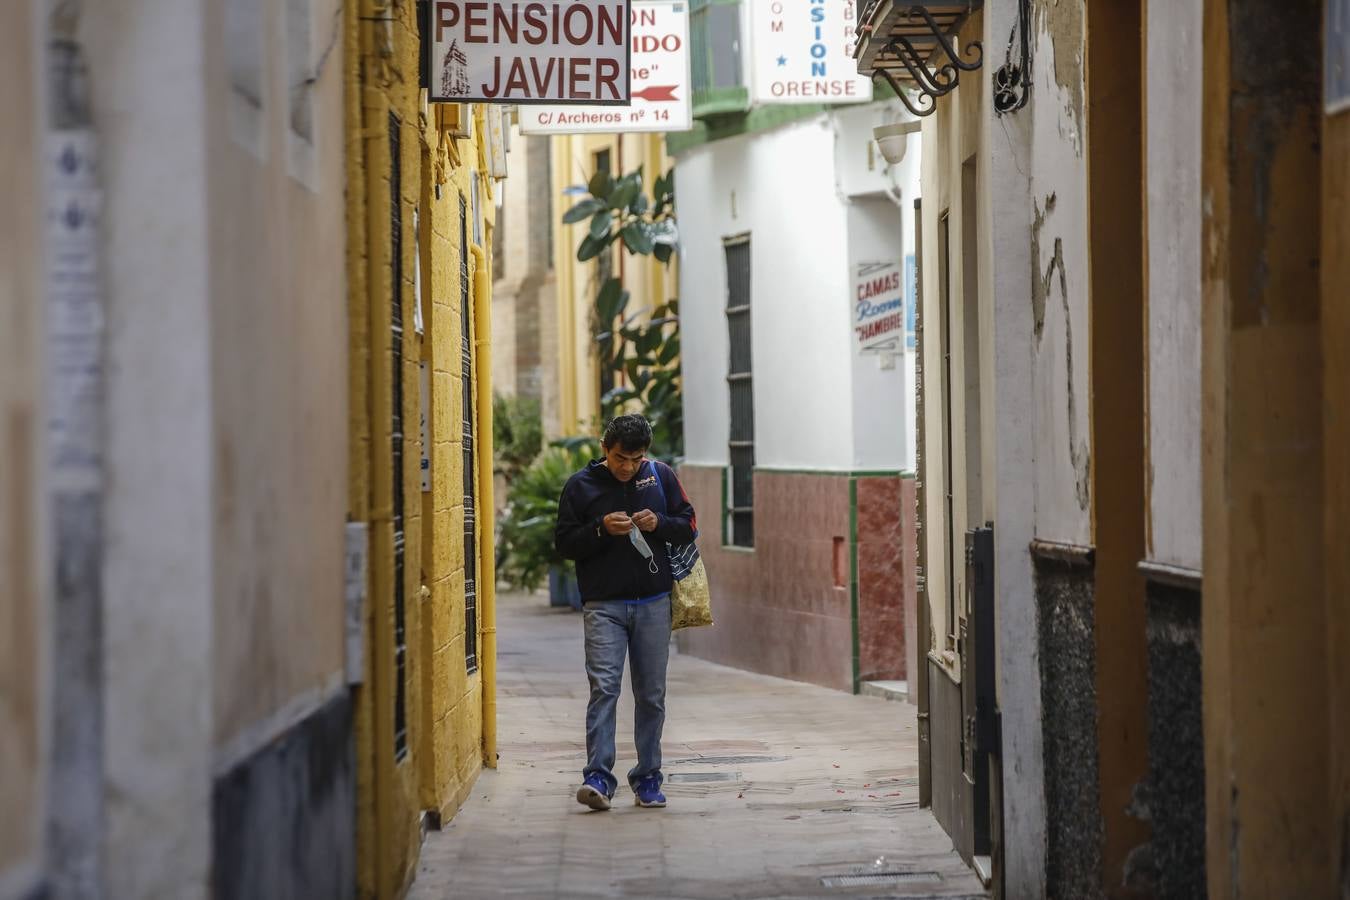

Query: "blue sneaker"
(576, 775), (612, 811)
(633, 775), (667, 808)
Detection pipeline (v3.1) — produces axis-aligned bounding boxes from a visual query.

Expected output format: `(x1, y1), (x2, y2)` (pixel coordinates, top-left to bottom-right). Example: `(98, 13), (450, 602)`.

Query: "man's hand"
(632, 509), (660, 533)
(602, 512), (634, 536)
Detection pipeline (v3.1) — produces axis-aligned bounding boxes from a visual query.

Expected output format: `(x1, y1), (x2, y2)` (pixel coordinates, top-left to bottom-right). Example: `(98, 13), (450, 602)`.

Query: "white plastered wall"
(87, 2), (214, 896)
(677, 116), (854, 470)
(1028, 7), (1093, 549)
(916, 8), (1050, 894)
(678, 105), (920, 473)
(1144, 0), (1203, 572)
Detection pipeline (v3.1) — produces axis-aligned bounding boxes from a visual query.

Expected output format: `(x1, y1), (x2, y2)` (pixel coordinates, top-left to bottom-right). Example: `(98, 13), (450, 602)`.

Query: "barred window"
(461, 194), (479, 674)
(725, 236), (754, 548)
(390, 113), (409, 761)
(690, 0), (745, 113)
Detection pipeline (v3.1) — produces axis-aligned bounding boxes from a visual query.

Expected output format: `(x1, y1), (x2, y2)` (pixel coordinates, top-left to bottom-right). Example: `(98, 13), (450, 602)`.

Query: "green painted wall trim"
(667, 103), (829, 155)
(692, 86), (750, 119)
(667, 79), (899, 156)
(849, 477), (860, 695)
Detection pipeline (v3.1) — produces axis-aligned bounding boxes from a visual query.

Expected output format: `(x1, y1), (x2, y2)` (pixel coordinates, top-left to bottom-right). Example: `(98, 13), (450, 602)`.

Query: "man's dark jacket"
(554, 459), (697, 602)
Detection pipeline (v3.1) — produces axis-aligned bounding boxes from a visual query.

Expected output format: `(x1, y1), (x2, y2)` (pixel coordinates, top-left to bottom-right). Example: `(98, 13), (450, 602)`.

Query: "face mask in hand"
(629, 525), (660, 575)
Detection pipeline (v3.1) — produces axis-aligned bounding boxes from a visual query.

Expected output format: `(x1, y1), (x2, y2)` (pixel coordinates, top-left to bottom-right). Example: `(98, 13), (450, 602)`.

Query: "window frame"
(723, 233), (754, 549)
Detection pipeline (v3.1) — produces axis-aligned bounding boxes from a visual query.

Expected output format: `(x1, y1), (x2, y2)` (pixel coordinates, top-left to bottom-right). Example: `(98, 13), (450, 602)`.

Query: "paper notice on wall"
(749, 0), (872, 105)
(488, 106), (509, 178)
(853, 261), (904, 356)
(345, 522), (370, 685)
(519, 0), (692, 134)
(45, 130), (105, 490)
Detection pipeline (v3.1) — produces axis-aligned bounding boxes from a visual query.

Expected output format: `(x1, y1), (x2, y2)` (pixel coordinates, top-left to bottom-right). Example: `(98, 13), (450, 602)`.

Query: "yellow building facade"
(551, 133), (676, 435)
(344, 4), (499, 897)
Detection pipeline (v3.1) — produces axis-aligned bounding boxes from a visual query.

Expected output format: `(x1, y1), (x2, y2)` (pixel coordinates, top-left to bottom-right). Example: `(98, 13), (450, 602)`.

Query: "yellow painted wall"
(550, 132), (675, 436)
(0, 1), (43, 893)
(345, 3), (497, 897)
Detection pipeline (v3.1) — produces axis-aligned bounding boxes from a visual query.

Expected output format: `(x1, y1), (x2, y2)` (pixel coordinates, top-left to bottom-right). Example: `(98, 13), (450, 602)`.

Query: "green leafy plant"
(496, 440), (598, 592)
(562, 167), (683, 461)
(492, 392), (543, 479)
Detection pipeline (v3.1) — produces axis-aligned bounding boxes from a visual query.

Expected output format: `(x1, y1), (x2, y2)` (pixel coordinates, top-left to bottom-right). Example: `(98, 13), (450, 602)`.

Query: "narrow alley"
(407, 592), (986, 900)
(7, 1), (1350, 897)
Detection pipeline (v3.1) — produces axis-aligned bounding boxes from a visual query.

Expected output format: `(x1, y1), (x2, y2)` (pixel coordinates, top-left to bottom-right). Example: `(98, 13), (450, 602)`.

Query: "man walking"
(555, 414), (697, 811)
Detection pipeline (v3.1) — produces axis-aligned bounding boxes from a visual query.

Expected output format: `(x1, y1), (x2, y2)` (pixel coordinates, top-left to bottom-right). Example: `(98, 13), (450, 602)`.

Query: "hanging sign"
(750, 0), (871, 104)
(853, 261), (904, 355)
(519, 0), (691, 133)
(426, 0), (632, 104)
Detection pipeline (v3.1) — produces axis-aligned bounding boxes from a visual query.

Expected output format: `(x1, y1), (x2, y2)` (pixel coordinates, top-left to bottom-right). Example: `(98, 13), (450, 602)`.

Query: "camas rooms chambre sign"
(426, 0), (632, 104)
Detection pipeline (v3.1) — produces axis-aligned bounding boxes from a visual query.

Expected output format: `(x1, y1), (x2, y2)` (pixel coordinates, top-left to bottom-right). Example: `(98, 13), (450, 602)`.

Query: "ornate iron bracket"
(867, 5), (984, 118)
(993, 0), (1033, 115)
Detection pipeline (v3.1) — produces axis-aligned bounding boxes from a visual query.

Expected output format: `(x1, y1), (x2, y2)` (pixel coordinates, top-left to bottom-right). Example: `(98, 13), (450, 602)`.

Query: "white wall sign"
(488, 107), (509, 178)
(520, 0), (691, 133)
(853, 261), (904, 354)
(427, 0), (632, 104)
(750, 0), (871, 104)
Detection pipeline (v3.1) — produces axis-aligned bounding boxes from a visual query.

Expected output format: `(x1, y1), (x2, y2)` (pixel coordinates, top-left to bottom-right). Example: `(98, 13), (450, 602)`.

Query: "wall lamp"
(873, 120), (922, 165)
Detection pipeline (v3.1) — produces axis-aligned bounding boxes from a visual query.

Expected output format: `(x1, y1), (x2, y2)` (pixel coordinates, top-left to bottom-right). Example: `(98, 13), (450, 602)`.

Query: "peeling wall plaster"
(1029, 2), (1093, 544)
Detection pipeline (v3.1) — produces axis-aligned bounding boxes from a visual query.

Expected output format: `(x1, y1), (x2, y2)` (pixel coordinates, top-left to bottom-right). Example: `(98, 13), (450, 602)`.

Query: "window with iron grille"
(460, 194), (479, 674)
(689, 0), (747, 116)
(390, 112), (409, 761)
(724, 236), (754, 548)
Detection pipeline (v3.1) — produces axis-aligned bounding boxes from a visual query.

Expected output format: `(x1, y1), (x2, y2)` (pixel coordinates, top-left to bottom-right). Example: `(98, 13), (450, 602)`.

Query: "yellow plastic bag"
(671, 556), (713, 630)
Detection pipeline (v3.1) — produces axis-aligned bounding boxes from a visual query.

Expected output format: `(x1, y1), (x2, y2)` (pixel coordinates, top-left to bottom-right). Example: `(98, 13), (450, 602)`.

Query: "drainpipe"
(44, 2), (105, 896)
(471, 243), (498, 769)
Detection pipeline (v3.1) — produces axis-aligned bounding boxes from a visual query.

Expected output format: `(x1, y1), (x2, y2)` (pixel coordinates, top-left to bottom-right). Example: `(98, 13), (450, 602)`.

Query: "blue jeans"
(582, 595), (671, 796)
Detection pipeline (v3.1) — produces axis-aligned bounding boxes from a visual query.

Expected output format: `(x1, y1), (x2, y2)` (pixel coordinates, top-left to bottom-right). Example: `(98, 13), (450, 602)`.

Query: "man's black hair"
(602, 414), (653, 452)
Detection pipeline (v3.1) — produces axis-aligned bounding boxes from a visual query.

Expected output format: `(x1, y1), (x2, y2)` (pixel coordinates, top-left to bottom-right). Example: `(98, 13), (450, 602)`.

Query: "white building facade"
(674, 89), (923, 694)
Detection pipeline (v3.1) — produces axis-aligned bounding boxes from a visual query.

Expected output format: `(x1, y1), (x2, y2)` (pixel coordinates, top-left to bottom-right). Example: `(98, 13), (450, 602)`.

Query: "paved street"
(408, 592), (986, 900)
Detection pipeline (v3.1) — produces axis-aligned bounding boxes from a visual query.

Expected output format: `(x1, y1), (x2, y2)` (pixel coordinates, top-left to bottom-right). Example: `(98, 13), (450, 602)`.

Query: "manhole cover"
(666, 771), (741, 783)
(667, 754), (788, 766)
(820, 871), (942, 888)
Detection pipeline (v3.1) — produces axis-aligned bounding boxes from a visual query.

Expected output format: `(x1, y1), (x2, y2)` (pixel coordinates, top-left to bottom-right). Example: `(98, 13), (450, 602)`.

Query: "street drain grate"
(666, 771), (741, 783)
(819, 871), (942, 889)
(667, 754), (788, 766)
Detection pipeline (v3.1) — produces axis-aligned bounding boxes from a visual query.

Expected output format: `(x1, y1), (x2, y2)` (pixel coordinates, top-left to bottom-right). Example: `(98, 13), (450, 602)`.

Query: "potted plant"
(498, 439), (598, 608)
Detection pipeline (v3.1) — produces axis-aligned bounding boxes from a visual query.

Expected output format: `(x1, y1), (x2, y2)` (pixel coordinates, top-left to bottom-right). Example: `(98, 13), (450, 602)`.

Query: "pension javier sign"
(427, 1), (632, 104)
